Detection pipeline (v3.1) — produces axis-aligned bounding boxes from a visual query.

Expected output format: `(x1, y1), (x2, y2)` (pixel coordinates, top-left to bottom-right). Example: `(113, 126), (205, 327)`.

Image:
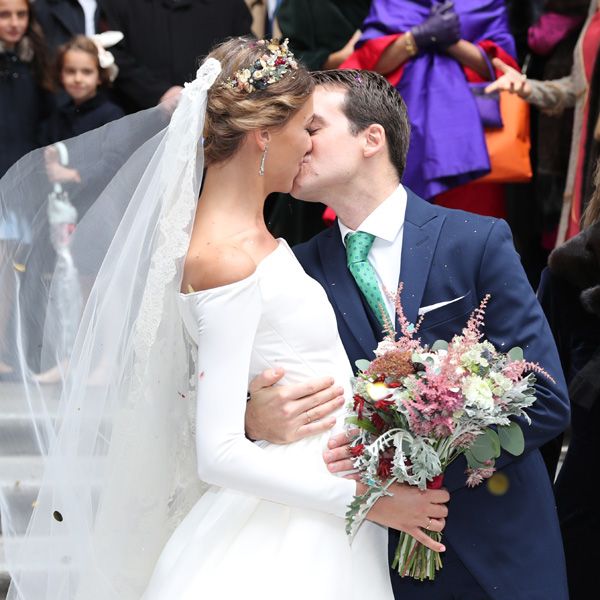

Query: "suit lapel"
(317, 227), (379, 359)
(398, 190), (445, 327)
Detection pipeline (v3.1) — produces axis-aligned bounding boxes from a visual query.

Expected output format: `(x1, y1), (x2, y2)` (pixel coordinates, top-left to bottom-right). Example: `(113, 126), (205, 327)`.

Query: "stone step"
(0, 456), (106, 535)
(0, 454), (103, 599)
(0, 536), (77, 600)
(0, 382), (60, 457)
(0, 457), (44, 537)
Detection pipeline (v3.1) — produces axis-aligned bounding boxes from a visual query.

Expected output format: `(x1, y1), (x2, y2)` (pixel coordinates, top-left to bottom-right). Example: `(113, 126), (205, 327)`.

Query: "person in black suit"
(98, 0), (252, 112)
(538, 168), (600, 600)
(34, 0), (98, 50)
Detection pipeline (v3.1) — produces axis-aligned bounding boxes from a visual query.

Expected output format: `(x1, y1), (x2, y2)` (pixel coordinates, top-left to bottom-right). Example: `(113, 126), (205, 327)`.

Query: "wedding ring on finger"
(305, 409), (313, 424)
(425, 518), (432, 531)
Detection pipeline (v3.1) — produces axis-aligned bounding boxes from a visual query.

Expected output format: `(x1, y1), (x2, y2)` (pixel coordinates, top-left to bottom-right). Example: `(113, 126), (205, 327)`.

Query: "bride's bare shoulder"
(182, 242), (256, 292)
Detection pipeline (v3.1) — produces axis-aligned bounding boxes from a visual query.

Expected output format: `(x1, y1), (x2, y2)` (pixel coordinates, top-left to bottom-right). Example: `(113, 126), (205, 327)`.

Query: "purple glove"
(410, 1), (461, 53)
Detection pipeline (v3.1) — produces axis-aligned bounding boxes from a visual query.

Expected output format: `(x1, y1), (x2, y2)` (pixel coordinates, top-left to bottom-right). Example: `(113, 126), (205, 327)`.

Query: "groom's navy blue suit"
(294, 189), (570, 600)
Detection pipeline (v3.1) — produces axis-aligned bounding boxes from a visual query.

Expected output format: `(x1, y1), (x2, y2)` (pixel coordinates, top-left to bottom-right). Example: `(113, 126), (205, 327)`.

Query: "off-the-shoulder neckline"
(179, 238), (288, 297)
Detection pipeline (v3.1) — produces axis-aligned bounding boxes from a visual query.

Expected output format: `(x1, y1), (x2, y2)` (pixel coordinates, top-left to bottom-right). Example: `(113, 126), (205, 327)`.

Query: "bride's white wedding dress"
(142, 239), (393, 600)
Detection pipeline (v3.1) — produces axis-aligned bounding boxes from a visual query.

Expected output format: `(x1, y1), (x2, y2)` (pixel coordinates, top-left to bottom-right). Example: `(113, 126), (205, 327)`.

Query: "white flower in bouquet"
(462, 375), (495, 410)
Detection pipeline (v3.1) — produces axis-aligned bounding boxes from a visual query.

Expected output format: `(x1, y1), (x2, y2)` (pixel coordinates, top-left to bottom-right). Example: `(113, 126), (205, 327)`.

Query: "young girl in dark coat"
(0, 0), (54, 378)
(44, 33), (124, 146)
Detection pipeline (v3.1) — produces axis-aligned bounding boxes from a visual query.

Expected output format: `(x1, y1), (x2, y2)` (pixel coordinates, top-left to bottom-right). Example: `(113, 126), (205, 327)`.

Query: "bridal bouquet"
(345, 288), (552, 581)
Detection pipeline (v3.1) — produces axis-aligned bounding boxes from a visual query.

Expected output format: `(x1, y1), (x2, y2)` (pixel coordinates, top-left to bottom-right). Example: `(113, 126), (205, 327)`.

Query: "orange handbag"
(478, 90), (533, 183)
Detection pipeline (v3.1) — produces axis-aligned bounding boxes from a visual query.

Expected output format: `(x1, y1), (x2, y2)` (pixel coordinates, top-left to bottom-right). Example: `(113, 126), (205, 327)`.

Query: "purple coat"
(351, 0), (517, 199)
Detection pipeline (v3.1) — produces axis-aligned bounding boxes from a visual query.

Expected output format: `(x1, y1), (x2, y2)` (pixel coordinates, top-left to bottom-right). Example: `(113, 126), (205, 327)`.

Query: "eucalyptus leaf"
(470, 429), (500, 462)
(355, 359), (371, 372)
(508, 347), (524, 362)
(498, 422), (525, 456)
(465, 449), (489, 470)
(431, 339), (449, 352)
(487, 428), (502, 458)
(346, 415), (378, 435)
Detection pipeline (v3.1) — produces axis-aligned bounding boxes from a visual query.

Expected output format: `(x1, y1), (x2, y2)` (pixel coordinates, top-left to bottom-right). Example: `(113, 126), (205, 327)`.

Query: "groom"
(246, 70), (570, 599)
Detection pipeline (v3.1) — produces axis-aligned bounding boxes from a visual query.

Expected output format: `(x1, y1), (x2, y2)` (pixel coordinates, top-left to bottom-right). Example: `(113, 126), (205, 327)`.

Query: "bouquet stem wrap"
(392, 475), (444, 581)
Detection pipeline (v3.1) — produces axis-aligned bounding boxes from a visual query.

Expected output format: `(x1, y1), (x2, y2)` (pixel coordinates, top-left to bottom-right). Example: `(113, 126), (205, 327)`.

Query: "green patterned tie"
(345, 231), (391, 329)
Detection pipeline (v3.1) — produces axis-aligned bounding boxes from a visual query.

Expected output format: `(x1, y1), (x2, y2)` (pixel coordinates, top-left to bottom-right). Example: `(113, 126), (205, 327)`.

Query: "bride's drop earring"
(259, 145), (268, 176)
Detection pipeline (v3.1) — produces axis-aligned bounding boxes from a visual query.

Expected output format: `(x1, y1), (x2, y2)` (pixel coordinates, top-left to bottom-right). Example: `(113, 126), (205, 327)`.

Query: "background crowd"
(1, 1), (599, 598)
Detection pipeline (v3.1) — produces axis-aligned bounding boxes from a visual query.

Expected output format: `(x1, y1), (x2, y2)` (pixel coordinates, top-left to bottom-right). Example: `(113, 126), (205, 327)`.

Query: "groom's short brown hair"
(311, 69), (411, 181)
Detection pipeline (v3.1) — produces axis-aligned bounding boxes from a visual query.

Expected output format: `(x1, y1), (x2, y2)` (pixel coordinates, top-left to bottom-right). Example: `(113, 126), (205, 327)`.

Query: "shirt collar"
(339, 185), (407, 245)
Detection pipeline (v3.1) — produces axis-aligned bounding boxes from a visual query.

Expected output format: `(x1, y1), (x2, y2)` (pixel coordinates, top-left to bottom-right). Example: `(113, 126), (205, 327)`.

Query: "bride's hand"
(245, 369), (345, 443)
(323, 430), (360, 477)
(364, 482), (449, 553)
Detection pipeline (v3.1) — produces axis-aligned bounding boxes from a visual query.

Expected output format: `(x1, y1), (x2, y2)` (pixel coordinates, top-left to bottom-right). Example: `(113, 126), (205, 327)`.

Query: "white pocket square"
(418, 294), (467, 317)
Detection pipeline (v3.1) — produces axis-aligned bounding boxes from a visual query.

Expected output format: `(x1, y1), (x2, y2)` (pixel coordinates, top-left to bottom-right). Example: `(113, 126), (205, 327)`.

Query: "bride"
(0, 37), (444, 599)
(141, 36), (399, 598)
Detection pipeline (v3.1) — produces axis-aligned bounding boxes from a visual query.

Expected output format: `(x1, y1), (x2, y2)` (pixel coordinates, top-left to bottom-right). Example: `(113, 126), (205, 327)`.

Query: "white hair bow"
(91, 31), (124, 82)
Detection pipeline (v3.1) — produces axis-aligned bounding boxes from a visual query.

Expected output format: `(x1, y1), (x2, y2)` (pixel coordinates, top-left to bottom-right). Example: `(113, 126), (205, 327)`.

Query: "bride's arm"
(190, 263), (356, 517)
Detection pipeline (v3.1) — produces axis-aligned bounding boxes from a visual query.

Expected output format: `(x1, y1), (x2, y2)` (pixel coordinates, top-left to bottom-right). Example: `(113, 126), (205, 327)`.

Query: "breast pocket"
(418, 290), (476, 332)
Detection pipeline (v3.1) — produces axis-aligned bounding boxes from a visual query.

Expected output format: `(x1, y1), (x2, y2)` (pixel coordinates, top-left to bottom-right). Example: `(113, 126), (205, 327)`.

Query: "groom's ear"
(254, 129), (271, 152)
(362, 123), (386, 158)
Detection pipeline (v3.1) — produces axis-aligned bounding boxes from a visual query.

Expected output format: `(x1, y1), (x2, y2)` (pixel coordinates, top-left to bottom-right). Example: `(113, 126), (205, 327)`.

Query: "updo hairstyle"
(203, 37), (314, 167)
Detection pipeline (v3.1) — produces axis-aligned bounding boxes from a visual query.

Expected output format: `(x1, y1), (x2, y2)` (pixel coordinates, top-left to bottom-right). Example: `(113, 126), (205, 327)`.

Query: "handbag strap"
(477, 46), (497, 82)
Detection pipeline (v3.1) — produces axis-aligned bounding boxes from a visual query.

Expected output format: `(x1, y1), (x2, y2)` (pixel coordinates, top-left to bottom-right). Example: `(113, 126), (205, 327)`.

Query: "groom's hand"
(245, 369), (345, 443)
(326, 434), (450, 552)
(365, 482), (449, 553)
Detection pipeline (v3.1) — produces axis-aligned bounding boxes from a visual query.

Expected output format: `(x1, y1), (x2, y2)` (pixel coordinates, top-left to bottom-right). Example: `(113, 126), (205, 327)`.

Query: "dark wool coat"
(0, 44), (53, 178)
(33, 0), (99, 51)
(98, 0), (253, 111)
(276, 0), (371, 70)
(539, 221), (600, 408)
(538, 221), (600, 600)
(43, 90), (125, 143)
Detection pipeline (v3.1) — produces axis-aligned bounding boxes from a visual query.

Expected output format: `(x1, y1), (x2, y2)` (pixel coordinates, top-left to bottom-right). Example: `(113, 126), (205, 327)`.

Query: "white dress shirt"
(338, 185), (407, 323)
(77, 0), (97, 36)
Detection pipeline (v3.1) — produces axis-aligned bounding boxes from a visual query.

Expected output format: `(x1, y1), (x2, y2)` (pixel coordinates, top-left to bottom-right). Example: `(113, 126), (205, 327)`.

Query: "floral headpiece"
(225, 38), (298, 93)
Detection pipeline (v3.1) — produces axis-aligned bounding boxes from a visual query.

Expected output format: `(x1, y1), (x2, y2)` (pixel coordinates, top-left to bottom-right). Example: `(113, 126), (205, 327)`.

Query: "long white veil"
(0, 58), (221, 599)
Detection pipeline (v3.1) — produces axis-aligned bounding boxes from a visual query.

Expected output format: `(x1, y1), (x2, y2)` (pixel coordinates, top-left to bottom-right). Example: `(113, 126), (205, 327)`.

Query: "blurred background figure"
(245, 0), (268, 38)
(33, 32), (124, 383)
(0, 0), (54, 380)
(244, 0), (282, 37)
(34, 0), (98, 51)
(98, 0), (252, 112)
(504, 0), (546, 60)
(43, 32), (123, 143)
(488, 0), (600, 246)
(0, 0), (54, 177)
(38, 141), (83, 384)
(276, 0), (369, 70)
(342, 0), (520, 219)
(500, 0), (590, 287)
(538, 158), (600, 600)
(266, 0), (371, 244)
